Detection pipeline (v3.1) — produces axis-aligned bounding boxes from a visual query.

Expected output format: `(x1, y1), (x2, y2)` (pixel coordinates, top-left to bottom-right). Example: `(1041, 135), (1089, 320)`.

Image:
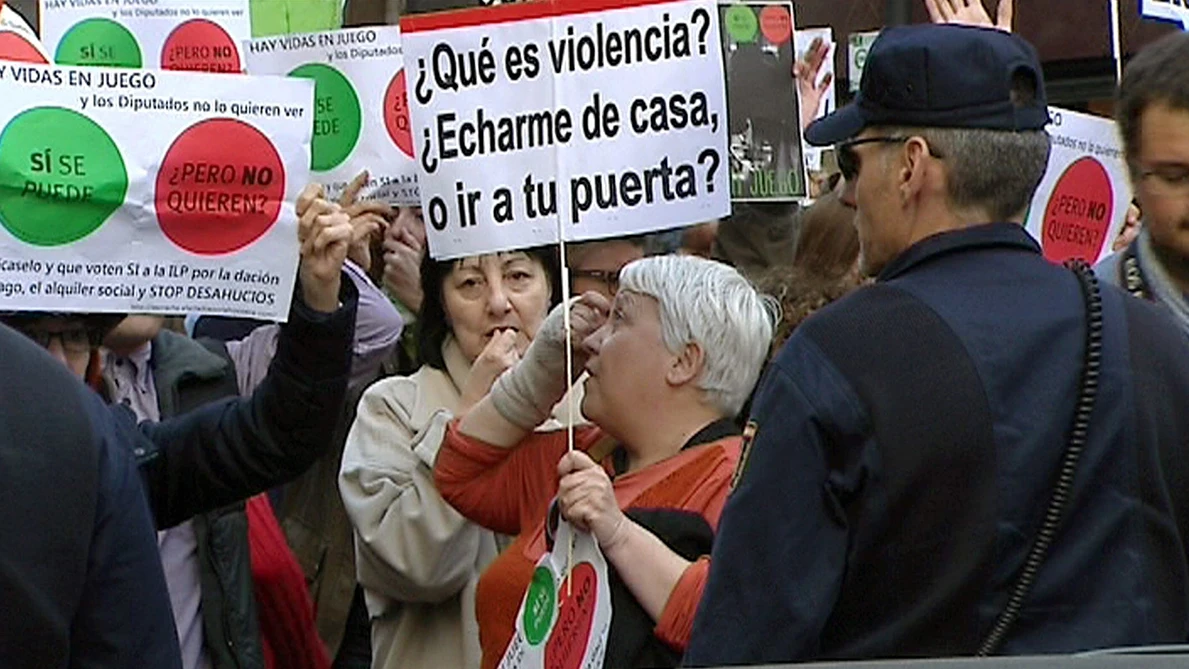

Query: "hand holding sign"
(557, 450), (625, 548)
(296, 183), (359, 313)
(924, 0), (1013, 32)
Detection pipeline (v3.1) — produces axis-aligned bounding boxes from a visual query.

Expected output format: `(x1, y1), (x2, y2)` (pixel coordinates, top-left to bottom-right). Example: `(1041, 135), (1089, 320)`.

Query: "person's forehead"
(614, 290), (659, 316)
(1139, 102), (1189, 162)
(455, 251), (533, 271)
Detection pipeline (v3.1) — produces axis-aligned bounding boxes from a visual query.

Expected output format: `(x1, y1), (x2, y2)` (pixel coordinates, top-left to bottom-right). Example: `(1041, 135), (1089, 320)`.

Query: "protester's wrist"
(300, 275), (342, 314)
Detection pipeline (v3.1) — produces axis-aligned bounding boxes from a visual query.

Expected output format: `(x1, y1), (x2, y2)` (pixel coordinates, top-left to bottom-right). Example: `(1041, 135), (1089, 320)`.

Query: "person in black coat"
(0, 184), (366, 668)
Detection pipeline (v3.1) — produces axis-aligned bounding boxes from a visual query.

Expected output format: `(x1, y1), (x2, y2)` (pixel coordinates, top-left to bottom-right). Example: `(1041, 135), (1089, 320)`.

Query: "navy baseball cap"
(805, 24), (1050, 146)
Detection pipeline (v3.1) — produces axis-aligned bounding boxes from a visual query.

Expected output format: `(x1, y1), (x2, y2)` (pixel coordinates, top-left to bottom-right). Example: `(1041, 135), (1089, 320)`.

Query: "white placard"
(0, 62), (314, 319)
(795, 26), (834, 173)
(1141, 0), (1189, 29)
(847, 29), (877, 93)
(246, 26), (419, 204)
(41, 0), (250, 72)
(1025, 106), (1131, 265)
(402, 0), (730, 260)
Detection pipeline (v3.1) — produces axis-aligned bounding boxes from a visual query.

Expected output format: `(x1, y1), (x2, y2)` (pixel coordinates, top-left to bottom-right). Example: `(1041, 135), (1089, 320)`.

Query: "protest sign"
(719, 1), (806, 201)
(497, 520), (611, 669)
(402, 0), (730, 260)
(1025, 107), (1130, 265)
(1, 3), (49, 63)
(794, 26), (834, 174)
(847, 29), (877, 93)
(249, 0), (342, 38)
(40, 0), (250, 72)
(0, 62), (313, 319)
(1141, 0), (1189, 29)
(245, 26), (418, 204)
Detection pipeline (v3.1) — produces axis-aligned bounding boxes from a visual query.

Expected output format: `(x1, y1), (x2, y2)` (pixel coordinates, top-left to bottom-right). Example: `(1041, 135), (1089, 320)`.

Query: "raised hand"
(795, 36), (834, 132)
(337, 170), (392, 273)
(381, 216), (425, 313)
(296, 183), (359, 313)
(924, 0), (1012, 32)
(460, 329), (521, 411)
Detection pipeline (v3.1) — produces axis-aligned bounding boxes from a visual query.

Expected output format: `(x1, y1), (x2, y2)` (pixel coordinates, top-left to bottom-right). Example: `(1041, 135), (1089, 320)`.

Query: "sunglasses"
(836, 136), (910, 183)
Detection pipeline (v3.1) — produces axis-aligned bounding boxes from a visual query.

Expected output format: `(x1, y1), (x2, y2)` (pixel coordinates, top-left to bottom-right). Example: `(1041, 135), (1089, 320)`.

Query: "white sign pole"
(1109, 0), (1123, 84)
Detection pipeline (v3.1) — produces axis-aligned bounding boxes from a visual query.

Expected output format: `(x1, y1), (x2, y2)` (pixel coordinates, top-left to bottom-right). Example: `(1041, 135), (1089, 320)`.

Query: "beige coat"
(339, 338), (581, 669)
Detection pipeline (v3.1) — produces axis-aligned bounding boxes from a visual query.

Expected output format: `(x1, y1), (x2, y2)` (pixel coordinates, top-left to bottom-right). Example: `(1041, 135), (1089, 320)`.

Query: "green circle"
(289, 63), (362, 171)
(0, 107), (128, 246)
(724, 6), (759, 44)
(522, 567), (556, 646)
(55, 18), (142, 68)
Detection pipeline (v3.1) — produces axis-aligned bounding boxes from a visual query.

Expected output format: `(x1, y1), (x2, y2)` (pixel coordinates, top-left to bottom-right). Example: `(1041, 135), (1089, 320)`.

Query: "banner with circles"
(41, 0), (251, 72)
(0, 62), (313, 319)
(245, 26), (419, 205)
(1024, 106), (1131, 265)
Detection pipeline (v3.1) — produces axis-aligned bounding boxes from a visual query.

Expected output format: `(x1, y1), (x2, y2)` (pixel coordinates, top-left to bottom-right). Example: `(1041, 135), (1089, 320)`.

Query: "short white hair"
(619, 255), (776, 416)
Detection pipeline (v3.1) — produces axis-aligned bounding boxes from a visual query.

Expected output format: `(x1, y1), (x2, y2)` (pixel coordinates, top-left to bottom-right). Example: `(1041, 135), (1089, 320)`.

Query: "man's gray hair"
(619, 255), (776, 417)
(884, 126), (1052, 222)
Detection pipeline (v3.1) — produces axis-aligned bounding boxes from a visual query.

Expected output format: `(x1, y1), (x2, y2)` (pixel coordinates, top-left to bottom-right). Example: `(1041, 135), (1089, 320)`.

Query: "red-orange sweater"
(435, 422), (740, 669)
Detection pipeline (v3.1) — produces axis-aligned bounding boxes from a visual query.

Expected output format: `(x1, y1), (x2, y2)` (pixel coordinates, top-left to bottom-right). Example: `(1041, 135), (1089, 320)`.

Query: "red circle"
(155, 118), (285, 255)
(0, 30), (48, 64)
(160, 19), (241, 73)
(384, 69), (414, 159)
(759, 6), (792, 45)
(544, 562), (598, 669)
(1041, 157), (1114, 264)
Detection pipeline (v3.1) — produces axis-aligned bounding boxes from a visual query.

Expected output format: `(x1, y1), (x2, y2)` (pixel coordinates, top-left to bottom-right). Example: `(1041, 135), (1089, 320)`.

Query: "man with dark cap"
(685, 24), (1189, 665)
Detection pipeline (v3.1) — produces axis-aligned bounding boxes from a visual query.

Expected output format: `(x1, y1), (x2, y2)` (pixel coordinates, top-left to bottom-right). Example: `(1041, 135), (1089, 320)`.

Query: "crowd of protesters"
(6, 0), (1189, 667)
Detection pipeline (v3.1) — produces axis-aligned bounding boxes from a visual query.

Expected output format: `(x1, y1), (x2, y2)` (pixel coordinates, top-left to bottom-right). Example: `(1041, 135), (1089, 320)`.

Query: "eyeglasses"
(570, 269), (621, 294)
(1138, 164), (1189, 199)
(16, 325), (94, 353)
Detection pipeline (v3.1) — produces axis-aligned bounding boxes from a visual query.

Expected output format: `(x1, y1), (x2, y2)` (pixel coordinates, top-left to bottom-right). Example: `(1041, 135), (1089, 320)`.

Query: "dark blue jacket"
(0, 324), (180, 669)
(0, 280), (357, 668)
(685, 224), (1189, 665)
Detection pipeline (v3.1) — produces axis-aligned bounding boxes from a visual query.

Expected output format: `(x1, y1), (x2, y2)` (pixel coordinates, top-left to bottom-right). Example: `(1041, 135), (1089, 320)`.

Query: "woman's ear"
(666, 341), (705, 387)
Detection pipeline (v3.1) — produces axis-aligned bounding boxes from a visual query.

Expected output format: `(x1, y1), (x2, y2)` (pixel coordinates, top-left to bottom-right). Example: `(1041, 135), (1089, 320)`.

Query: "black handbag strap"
(977, 260), (1105, 656)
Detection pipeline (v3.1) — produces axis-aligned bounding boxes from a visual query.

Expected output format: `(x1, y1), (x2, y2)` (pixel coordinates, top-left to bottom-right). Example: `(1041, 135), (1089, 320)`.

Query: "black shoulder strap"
(977, 260), (1104, 655)
(1120, 242), (1153, 301)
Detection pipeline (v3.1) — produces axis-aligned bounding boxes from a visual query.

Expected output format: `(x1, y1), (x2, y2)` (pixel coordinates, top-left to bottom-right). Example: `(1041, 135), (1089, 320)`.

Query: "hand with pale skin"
(795, 37), (833, 132)
(459, 329), (521, 412)
(337, 170), (392, 273)
(556, 449), (693, 623)
(296, 183), (374, 313)
(567, 291), (610, 376)
(925, 0), (1013, 32)
(382, 213), (425, 313)
(1112, 202), (1142, 253)
(557, 451), (625, 546)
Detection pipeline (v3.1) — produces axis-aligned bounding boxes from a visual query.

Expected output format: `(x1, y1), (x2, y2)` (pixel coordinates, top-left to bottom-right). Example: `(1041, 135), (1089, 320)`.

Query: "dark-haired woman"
(338, 246), (581, 669)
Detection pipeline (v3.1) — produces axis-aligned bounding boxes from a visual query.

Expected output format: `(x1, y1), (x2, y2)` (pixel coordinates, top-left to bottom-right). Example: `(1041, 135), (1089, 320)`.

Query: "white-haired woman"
(434, 255), (774, 669)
